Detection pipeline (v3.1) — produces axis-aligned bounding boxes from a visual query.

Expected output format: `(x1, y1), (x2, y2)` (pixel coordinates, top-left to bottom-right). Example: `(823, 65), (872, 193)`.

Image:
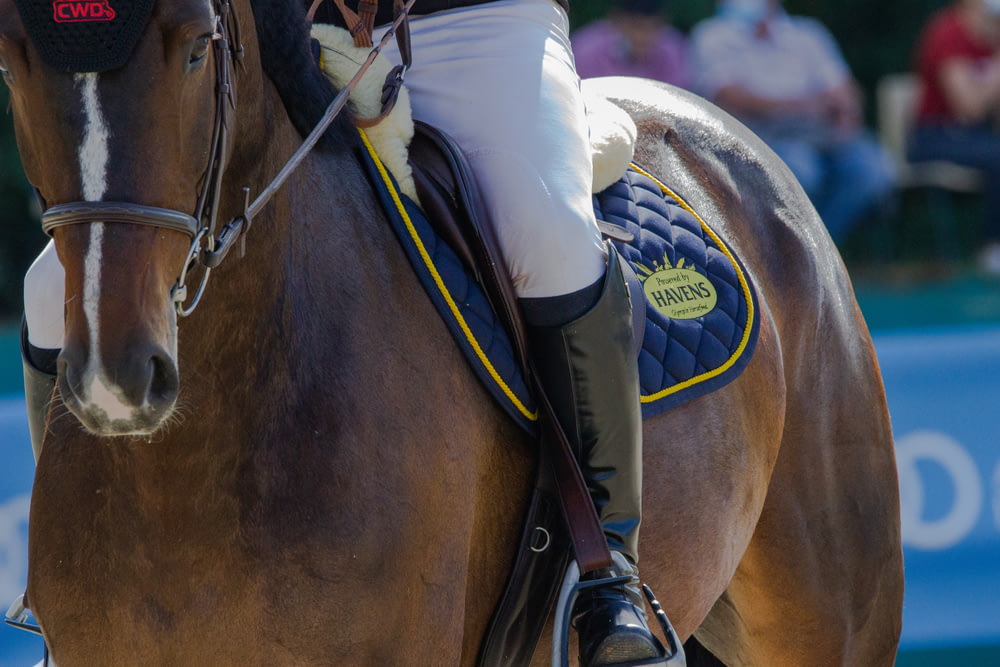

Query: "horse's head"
(0, 0), (240, 435)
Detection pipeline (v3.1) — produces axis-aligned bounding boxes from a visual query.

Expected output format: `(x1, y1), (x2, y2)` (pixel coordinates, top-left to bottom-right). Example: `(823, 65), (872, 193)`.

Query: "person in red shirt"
(910, 0), (1000, 274)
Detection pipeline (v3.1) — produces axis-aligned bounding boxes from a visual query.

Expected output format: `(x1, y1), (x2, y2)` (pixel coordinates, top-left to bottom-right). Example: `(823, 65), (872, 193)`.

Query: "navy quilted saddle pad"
(360, 132), (760, 433)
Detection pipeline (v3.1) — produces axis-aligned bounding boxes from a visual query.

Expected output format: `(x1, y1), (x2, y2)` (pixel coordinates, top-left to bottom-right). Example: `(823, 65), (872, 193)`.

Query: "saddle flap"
(408, 123), (478, 274)
(407, 120), (530, 375)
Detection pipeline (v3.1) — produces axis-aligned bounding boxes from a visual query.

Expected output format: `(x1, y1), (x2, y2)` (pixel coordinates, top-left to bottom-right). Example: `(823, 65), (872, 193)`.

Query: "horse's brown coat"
(0, 1), (902, 664)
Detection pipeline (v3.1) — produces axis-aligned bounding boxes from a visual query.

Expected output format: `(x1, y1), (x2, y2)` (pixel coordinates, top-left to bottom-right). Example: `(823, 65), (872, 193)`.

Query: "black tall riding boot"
(523, 244), (666, 667)
(20, 320), (57, 463)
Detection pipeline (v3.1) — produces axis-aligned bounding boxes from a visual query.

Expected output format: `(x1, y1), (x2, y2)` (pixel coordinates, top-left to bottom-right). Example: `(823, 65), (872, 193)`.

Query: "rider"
(19, 0), (667, 664)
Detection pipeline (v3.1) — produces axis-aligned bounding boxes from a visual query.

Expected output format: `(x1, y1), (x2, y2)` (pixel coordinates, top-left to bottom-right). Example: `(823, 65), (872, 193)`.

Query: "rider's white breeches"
(23, 0), (605, 349)
(379, 0), (607, 298)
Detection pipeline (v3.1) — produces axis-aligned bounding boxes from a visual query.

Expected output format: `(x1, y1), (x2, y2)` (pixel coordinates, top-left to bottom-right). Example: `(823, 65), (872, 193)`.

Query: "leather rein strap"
(191, 0), (416, 279)
(308, 0), (412, 128)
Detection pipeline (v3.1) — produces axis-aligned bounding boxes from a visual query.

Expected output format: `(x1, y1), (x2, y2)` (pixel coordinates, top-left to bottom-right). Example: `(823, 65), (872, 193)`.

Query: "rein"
(39, 0), (414, 318)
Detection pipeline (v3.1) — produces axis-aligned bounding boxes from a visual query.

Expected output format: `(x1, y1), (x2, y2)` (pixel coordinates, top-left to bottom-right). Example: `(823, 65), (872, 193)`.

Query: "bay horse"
(0, 0), (903, 664)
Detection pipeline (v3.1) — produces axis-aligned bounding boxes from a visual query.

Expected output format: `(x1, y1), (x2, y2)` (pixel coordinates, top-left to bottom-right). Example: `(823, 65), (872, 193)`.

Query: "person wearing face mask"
(909, 0), (1000, 276)
(689, 0), (895, 245)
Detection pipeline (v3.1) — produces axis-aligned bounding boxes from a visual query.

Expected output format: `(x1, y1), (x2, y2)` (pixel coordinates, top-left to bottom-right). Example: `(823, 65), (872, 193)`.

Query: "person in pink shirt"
(571, 0), (692, 89)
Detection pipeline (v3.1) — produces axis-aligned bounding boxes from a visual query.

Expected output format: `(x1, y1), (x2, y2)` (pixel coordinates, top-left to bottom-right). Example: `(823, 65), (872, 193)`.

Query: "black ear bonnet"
(12, 0), (156, 72)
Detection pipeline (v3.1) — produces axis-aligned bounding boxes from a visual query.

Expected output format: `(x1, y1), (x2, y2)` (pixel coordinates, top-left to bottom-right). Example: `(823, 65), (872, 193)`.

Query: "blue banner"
(875, 325), (1000, 649)
(0, 397), (43, 664)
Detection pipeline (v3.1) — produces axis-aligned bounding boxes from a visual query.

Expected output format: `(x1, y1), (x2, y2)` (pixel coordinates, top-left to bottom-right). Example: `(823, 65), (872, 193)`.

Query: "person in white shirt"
(690, 0), (895, 243)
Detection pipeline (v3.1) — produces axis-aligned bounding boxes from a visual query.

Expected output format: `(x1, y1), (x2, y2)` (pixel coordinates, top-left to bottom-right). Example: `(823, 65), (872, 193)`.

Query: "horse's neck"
(176, 133), (390, 423)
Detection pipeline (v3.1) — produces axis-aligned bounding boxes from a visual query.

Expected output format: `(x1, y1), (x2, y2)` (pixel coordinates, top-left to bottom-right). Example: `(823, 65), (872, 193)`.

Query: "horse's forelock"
(247, 0), (355, 151)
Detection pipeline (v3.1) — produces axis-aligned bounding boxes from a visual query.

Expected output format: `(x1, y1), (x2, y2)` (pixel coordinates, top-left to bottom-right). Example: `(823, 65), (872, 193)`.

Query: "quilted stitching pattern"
(595, 168), (758, 417)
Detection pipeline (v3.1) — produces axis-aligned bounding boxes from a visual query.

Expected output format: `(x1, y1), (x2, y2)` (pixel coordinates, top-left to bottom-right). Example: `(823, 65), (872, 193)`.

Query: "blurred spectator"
(690, 0), (895, 243)
(572, 0), (691, 89)
(909, 0), (1000, 275)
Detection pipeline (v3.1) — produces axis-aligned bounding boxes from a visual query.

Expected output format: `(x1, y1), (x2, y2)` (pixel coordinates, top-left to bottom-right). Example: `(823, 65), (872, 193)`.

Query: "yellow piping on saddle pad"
(359, 128), (539, 422)
(628, 163), (758, 405)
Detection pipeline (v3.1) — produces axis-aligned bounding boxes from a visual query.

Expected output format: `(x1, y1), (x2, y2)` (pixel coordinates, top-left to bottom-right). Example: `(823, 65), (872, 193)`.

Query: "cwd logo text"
(52, 0), (116, 23)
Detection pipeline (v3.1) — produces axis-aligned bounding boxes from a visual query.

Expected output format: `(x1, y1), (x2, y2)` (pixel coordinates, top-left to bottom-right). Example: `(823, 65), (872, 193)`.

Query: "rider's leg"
(522, 244), (664, 666)
(377, 2), (666, 663)
(22, 241), (65, 461)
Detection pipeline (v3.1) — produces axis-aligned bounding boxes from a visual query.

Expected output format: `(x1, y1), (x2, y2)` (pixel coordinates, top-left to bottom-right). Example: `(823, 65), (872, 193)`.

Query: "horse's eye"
(188, 35), (212, 68)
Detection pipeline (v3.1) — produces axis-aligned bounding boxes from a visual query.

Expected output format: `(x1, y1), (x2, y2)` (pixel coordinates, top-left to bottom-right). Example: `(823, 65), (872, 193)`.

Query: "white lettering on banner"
(0, 494), (30, 605)
(896, 430), (983, 551)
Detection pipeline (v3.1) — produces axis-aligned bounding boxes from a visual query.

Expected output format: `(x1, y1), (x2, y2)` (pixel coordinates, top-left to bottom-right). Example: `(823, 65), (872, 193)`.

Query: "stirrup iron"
(5, 594), (42, 636)
(552, 562), (685, 667)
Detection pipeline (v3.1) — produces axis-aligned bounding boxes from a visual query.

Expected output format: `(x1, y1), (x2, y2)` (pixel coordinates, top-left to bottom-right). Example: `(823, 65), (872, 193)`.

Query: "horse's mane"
(248, 0), (356, 151)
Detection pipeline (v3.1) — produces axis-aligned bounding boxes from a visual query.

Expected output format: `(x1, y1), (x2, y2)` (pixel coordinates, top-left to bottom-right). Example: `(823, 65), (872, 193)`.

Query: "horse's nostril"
(147, 352), (180, 406)
(56, 351), (85, 402)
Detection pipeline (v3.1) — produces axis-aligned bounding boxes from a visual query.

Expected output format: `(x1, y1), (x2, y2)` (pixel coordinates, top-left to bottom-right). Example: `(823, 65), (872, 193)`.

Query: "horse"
(0, 0), (903, 664)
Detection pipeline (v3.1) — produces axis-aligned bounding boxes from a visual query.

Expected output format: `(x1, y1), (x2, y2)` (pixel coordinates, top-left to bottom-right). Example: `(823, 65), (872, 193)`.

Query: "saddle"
(408, 121), (528, 372)
(367, 117), (760, 666)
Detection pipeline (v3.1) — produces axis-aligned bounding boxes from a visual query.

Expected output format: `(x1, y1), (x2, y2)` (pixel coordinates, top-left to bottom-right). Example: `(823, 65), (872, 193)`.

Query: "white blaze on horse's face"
(76, 73), (128, 425)
(76, 73), (109, 201)
(70, 72), (180, 434)
(80, 222), (140, 427)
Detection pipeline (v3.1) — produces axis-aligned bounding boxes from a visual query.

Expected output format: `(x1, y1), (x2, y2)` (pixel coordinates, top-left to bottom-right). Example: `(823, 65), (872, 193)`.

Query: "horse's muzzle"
(57, 343), (180, 437)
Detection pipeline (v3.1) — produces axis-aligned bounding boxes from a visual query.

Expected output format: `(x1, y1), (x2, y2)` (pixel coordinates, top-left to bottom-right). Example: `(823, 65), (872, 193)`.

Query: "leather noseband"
(42, 202), (200, 237)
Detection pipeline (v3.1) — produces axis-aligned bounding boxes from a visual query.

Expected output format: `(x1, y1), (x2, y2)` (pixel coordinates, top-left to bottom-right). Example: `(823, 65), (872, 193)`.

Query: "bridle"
(40, 0), (239, 316)
(39, 0), (413, 317)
